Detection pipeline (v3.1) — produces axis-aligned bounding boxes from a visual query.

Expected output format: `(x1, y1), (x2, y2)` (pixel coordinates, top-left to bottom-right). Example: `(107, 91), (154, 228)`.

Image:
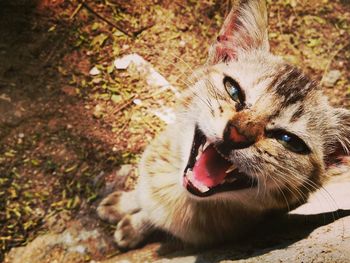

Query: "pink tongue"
(193, 145), (231, 188)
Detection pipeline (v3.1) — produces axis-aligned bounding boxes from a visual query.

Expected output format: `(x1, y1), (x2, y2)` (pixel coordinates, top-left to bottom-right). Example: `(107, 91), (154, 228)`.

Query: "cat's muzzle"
(183, 126), (257, 198)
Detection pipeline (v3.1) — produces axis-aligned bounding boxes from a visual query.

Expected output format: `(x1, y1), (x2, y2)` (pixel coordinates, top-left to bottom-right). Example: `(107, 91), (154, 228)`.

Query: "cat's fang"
(199, 144), (204, 153)
(203, 141), (210, 151)
(196, 148), (203, 160)
(225, 164), (237, 174)
(186, 169), (194, 180)
(225, 177), (237, 183)
(197, 184), (210, 193)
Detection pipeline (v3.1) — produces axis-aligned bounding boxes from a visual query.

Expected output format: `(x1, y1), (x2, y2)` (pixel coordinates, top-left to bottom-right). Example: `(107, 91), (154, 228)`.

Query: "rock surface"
(5, 168), (350, 263)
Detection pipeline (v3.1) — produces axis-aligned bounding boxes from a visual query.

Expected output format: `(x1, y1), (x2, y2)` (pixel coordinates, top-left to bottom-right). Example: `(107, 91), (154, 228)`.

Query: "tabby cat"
(97, 0), (350, 248)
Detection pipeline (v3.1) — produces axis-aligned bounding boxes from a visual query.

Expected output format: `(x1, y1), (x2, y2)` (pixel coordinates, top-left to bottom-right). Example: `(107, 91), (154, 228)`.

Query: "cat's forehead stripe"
(269, 65), (317, 107)
(290, 105), (304, 122)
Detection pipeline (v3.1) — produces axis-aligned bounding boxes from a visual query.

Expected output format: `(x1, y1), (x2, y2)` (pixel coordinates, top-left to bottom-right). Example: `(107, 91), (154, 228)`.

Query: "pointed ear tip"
(207, 0), (270, 64)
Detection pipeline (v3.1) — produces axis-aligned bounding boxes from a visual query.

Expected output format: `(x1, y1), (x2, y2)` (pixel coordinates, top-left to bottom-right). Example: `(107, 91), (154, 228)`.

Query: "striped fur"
(97, 0), (350, 248)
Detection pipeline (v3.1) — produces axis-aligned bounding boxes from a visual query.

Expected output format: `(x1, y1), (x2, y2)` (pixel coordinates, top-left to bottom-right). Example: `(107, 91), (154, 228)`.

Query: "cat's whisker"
(262, 170), (271, 199)
(271, 167), (309, 205)
(292, 176), (343, 235)
(303, 178), (341, 222)
(272, 162), (340, 219)
(275, 174), (308, 205)
(287, 170), (338, 212)
(252, 165), (266, 198)
(269, 175), (291, 212)
(254, 157), (309, 204)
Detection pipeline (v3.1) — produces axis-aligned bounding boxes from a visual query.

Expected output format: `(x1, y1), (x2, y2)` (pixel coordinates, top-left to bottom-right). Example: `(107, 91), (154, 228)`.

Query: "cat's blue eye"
(277, 132), (309, 154)
(223, 76), (244, 104)
(281, 134), (291, 143)
(227, 86), (239, 102)
(266, 130), (310, 154)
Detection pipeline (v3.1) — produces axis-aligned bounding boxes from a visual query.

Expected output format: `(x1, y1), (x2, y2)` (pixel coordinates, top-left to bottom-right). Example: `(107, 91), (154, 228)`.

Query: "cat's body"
(97, 0), (350, 249)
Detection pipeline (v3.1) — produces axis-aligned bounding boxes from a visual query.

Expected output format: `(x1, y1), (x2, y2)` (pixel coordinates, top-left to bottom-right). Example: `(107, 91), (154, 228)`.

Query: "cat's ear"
(208, 0), (269, 64)
(326, 108), (350, 166)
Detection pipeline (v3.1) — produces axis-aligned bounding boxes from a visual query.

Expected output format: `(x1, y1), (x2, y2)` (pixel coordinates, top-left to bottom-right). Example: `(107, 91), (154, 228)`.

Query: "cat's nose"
(223, 121), (255, 149)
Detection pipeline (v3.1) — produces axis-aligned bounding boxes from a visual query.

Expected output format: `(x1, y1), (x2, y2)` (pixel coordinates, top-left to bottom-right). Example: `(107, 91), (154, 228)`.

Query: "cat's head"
(180, 0), (350, 209)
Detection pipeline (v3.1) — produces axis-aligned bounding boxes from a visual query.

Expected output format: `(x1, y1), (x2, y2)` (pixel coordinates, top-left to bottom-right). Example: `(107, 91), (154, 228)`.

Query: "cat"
(97, 0), (350, 249)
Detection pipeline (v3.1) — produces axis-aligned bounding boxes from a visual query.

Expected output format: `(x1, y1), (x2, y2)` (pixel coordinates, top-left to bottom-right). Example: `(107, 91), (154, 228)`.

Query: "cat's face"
(178, 0), (350, 209)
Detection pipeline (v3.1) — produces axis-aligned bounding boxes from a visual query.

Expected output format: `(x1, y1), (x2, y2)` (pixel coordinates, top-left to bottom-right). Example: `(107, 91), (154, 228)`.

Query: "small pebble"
(133, 98), (142, 105)
(323, 70), (341, 88)
(89, 66), (101, 76)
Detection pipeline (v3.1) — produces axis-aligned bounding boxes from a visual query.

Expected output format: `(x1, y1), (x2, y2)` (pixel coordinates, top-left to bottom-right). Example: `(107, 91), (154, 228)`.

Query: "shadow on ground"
(176, 210), (350, 262)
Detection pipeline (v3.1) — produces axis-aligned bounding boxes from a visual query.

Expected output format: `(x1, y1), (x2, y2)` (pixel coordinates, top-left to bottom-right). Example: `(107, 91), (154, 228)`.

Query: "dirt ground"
(0, 0), (349, 262)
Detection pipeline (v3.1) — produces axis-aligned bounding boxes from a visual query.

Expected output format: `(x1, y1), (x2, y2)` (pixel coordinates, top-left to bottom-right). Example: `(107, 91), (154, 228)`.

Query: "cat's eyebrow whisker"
(161, 56), (202, 89)
(167, 53), (203, 87)
(206, 98), (213, 110)
(168, 52), (196, 76)
(175, 76), (194, 90)
(192, 82), (215, 113)
(175, 72), (196, 87)
(172, 76), (213, 114)
(204, 78), (224, 111)
(164, 65), (195, 88)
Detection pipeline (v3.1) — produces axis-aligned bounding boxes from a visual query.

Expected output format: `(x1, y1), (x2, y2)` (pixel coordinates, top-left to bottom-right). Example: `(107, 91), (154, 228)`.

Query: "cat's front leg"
(97, 190), (153, 249)
(114, 210), (153, 249)
(97, 190), (140, 223)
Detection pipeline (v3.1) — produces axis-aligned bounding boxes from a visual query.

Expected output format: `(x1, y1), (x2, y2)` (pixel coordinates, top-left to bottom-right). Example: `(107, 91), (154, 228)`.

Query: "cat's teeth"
(213, 144), (231, 161)
(225, 164), (237, 174)
(203, 141), (210, 151)
(225, 177), (237, 183)
(196, 151), (202, 160)
(199, 144), (204, 153)
(186, 169), (194, 179)
(186, 169), (210, 193)
(197, 184), (210, 193)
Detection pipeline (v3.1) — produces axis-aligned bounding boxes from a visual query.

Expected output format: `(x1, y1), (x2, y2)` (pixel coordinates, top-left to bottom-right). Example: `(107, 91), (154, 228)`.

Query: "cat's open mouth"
(183, 126), (257, 197)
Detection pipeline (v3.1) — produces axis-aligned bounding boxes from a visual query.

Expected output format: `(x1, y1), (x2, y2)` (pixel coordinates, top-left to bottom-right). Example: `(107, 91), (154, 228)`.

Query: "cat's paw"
(97, 191), (125, 223)
(114, 214), (145, 249)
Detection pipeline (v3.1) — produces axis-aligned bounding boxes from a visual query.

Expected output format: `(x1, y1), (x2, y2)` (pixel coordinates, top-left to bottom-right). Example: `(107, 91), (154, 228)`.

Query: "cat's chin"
(182, 126), (258, 198)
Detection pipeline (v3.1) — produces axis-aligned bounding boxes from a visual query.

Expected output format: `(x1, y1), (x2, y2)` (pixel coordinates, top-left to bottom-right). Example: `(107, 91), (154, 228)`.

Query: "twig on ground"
(78, 1), (154, 38)
(132, 22), (155, 37)
(113, 95), (137, 114)
(321, 40), (350, 86)
(70, 0), (85, 20)
(79, 1), (134, 38)
(114, 116), (132, 137)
